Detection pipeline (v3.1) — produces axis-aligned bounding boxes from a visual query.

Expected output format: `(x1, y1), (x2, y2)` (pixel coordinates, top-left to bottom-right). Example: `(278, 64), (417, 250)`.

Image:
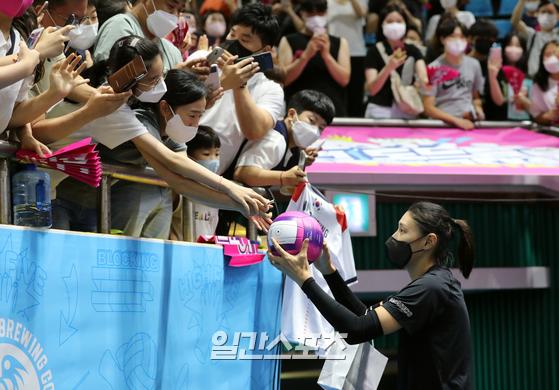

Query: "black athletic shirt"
(284, 33), (347, 116)
(382, 265), (473, 390)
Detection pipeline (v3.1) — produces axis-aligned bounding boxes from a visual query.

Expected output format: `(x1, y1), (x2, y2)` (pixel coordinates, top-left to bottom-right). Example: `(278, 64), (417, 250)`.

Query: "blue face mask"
(197, 159), (220, 173)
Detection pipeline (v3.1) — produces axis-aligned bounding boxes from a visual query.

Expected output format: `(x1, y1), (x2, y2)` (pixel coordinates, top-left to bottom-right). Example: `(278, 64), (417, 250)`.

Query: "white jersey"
(281, 183), (357, 349)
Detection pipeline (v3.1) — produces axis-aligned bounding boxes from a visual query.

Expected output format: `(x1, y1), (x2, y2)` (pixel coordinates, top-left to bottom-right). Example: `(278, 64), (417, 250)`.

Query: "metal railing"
(0, 140), (256, 242)
(0, 118), (556, 241)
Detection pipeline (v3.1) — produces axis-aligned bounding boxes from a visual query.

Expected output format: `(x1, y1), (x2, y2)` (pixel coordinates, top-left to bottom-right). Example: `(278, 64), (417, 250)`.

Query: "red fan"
(16, 138), (102, 187)
(502, 65), (525, 95)
(427, 65), (460, 85)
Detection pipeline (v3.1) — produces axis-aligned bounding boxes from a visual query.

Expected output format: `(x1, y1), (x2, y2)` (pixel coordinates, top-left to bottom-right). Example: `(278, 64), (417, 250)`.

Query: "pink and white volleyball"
(267, 211), (324, 262)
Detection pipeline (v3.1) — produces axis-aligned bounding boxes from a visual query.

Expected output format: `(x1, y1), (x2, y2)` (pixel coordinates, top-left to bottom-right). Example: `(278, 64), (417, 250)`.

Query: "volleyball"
(267, 211), (324, 262)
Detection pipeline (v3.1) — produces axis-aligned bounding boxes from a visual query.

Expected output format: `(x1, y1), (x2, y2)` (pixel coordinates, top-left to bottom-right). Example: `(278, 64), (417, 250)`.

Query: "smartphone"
(489, 43), (502, 62)
(313, 139), (326, 150)
(62, 13), (79, 52)
(27, 27), (44, 49)
(107, 55), (148, 93)
(205, 64), (220, 91)
(298, 150), (307, 170)
(206, 47), (224, 65)
(235, 51), (274, 72)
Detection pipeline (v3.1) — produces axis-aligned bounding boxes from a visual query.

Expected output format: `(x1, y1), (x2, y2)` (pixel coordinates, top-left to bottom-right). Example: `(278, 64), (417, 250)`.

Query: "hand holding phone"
(235, 51), (274, 72)
(205, 64), (220, 91)
(206, 47), (225, 65)
(107, 56), (148, 93)
(27, 27), (44, 49)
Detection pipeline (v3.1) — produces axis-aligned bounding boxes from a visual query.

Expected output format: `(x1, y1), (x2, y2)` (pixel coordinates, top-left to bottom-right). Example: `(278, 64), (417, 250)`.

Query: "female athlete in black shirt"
(269, 201), (475, 389)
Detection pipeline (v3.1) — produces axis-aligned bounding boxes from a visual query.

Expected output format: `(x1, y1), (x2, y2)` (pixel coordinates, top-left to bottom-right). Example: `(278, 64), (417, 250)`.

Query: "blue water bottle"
(12, 164), (52, 228)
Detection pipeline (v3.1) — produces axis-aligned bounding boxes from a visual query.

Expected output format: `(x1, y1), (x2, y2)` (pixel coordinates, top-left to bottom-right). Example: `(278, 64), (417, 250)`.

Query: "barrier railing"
(0, 140), (256, 241)
(0, 119), (556, 241)
(332, 118), (535, 129)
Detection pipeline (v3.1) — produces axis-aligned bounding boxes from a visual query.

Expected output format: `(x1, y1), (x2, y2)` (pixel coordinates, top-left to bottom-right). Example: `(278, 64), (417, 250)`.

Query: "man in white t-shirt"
(201, 3), (285, 177)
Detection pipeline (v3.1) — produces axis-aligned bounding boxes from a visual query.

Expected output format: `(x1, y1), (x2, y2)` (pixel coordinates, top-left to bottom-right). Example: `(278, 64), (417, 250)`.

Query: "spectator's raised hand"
(84, 86), (132, 117)
(302, 36), (322, 60)
(16, 41), (40, 71)
(206, 87), (224, 109)
(220, 56), (259, 90)
(48, 53), (89, 99)
(488, 56), (502, 78)
(176, 57), (211, 80)
(35, 25), (74, 60)
(316, 34), (331, 58)
(225, 181), (272, 220)
(198, 34), (209, 52)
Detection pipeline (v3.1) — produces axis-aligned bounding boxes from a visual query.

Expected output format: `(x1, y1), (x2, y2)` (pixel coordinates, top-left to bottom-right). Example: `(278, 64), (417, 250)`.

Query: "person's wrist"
(45, 86), (66, 101)
(297, 272), (313, 288)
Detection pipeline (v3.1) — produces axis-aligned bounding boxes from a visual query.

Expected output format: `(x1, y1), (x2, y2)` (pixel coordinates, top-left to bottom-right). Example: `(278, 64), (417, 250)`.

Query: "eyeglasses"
(47, 9), (92, 25)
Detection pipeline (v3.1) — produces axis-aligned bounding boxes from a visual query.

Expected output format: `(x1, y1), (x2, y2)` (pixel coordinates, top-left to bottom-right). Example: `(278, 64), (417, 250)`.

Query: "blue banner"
(0, 225), (283, 389)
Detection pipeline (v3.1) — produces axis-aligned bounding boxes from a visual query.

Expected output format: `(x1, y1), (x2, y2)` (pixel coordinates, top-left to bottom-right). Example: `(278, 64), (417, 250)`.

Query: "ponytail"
(408, 202), (476, 279)
(452, 219), (475, 278)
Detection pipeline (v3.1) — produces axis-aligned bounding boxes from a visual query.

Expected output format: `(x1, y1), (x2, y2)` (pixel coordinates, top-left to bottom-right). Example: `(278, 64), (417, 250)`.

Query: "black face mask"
(475, 38), (493, 56)
(385, 236), (427, 268)
(222, 39), (255, 58)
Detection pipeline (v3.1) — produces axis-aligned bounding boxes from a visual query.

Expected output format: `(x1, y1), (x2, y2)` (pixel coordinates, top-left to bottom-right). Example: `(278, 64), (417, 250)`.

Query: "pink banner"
(307, 127), (559, 176)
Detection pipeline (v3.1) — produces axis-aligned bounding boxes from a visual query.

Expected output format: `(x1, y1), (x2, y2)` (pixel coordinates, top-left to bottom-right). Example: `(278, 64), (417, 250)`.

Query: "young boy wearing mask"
(233, 89), (335, 189)
(468, 19), (508, 121)
(170, 125), (222, 239)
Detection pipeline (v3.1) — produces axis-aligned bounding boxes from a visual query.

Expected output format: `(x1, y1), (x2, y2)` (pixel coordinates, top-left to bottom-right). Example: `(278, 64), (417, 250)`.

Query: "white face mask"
(305, 15), (327, 34)
(68, 22), (98, 50)
(440, 0), (458, 9)
(505, 46), (523, 63)
(525, 1), (540, 12)
(197, 159), (220, 173)
(544, 55), (559, 73)
(538, 13), (557, 30)
(144, 0), (178, 38)
(382, 22), (406, 41)
(292, 115), (320, 148)
(445, 38), (467, 56)
(165, 107), (198, 143)
(205, 21), (226, 37)
(136, 78), (167, 103)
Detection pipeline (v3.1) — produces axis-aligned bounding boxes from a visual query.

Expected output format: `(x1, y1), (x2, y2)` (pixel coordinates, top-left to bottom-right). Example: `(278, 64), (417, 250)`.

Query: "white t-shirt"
(530, 78), (557, 117)
(236, 128), (287, 169)
(76, 103), (148, 149)
(0, 29), (30, 133)
(327, 0), (367, 57)
(193, 203), (219, 236)
(0, 30), (10, 56)
(200, 72), (285, 174)
(425, 12), (476, 42)
(281, 184), (357, 349)
(523, 27), (559, 77)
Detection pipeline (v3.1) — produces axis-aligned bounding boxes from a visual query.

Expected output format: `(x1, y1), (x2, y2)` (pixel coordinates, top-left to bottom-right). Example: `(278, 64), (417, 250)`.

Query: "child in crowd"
(502, 33), (532, 120)
(422, 18), (484, 130)
(530, 40), (559, 124)
(170, 126), (222, 240)
(512, 0), (559, 77)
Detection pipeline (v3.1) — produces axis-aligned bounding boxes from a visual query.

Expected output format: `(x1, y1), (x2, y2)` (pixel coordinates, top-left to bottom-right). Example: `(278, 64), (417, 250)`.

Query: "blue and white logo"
(0, 318), (53, 390)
